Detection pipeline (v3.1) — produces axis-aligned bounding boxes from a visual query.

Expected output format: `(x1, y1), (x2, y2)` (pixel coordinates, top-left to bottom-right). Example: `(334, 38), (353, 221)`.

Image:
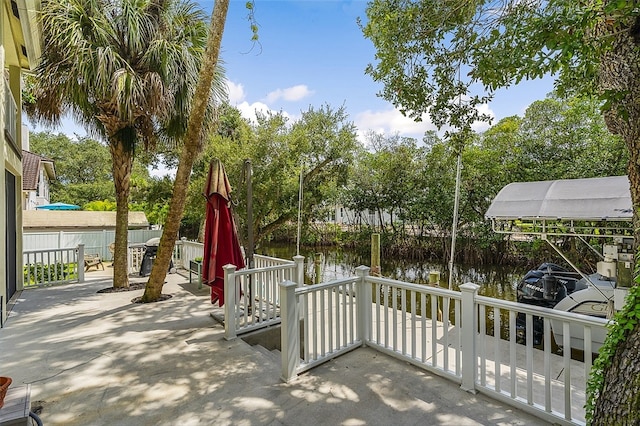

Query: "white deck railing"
(253, 254), (295, 269)
(176, 239), (204, 268)
(472, 294), (605, 425)
(23, 244), (85, 287)
(275, 266), (606, 426)
(281, 275), (363, 379)
(127, 242), (184, 275)
(223, 256), (304, 340)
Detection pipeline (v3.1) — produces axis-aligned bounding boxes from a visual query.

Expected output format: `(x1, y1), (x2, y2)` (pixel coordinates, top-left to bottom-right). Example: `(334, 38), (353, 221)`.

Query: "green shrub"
(24, 262), (78, 285)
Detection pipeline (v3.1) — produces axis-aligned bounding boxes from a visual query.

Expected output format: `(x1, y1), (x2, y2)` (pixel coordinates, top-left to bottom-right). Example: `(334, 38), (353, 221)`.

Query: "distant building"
(326, 205), (392, 228)
(23, 211), (150, 232)
(22, 149), (56, 210)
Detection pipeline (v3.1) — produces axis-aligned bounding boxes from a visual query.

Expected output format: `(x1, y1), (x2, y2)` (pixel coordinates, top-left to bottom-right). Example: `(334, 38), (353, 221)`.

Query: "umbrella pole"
(245, 159), (255, 268)
(448, 152), (462, 290)
(245, 160), (254, 312)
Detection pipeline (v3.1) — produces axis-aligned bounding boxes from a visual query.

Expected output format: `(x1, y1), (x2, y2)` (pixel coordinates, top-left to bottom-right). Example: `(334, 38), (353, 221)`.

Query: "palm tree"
(141, 0), (230, 301)
(30, 0), (218, 288)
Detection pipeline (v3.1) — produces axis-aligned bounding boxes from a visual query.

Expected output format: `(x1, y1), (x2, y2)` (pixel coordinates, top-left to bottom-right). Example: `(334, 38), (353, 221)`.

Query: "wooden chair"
(84, 254), (104, 272)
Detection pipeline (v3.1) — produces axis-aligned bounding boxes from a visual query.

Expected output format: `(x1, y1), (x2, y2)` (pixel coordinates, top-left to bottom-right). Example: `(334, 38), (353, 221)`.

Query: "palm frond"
(33, 0), (222, 152)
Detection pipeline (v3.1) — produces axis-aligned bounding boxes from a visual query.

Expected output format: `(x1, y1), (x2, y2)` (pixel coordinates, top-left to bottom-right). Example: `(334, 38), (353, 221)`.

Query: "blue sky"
(217, 0), (555, 140)
(31, 0), (556, 171)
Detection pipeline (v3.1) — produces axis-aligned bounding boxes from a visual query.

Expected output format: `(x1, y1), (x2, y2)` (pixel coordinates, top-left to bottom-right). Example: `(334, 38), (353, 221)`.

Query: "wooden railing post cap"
(280, 280), (297, 289)
(223, 264), (237, 272)
(459, 282), (480, 292)
(355, 265), (370, 276)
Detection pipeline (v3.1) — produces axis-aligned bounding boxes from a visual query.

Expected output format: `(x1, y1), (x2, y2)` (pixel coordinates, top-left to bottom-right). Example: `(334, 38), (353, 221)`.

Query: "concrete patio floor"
(0, 268), (550, 425)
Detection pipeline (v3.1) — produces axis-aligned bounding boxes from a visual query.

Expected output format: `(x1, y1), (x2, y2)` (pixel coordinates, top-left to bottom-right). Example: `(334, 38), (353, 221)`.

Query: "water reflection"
(257, 243), (523, 302)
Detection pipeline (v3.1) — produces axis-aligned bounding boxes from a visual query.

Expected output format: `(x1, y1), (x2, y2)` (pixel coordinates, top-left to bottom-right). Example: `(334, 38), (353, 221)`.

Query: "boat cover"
(485, 176), (632, 221)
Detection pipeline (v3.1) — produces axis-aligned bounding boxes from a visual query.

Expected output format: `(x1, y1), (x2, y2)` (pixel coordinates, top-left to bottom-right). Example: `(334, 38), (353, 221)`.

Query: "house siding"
(1, 0), (40, 325)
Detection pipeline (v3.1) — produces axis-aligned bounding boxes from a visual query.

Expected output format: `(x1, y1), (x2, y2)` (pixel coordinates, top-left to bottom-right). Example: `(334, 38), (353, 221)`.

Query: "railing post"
(102, 229), (107, 259)
(280, 279), (299, 382)
(127, 245), (132, 275)
(77, 244), (85, 283)
(223, 264), (238, 340)
(460, 282), (480, 393)
(293, 255), (305, 287)
(356, 266), (371, 347)
(293, 255), (306, 321)
(179, 237), (186, 268)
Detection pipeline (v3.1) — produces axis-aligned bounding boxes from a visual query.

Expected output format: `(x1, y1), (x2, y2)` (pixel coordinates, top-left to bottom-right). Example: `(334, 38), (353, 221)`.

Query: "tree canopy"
(362, 1), (640, 421)
(31, 0), (213, 289)
(188, 103), (360, 246)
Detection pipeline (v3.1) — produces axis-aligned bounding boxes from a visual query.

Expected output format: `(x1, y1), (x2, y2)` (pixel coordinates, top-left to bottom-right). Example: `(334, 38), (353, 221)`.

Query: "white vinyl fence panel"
(24, 230), (163, 260)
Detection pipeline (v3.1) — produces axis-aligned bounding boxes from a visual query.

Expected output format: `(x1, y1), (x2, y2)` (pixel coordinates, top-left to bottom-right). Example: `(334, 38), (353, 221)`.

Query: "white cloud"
(234, 101), (296, 125)
(355, 102), (496, 144)
(265, 85), (314, 103)
(226, 80), (246, 104)
(471, 103), (495, 133)
(226, 80), (298, 123)
(236, 101), (272, 123)
(354, 108), (437, 142)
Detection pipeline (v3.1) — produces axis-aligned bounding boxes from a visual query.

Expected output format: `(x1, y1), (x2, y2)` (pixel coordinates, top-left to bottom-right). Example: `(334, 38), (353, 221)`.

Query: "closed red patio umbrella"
(202, 159), (245, 306)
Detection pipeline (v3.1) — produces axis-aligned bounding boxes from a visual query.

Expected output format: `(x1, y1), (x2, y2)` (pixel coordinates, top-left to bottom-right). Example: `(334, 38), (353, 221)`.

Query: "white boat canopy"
(485, 176), (633, 239)
(485, 176), (632, 222)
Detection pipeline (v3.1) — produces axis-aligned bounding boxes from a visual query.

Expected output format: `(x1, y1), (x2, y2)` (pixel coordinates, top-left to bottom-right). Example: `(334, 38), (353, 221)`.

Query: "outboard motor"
(517, 263), (575, 307)
(516, 263), (575, 346)
(542, 273), (567, 301)
(542, 274), (557, 300)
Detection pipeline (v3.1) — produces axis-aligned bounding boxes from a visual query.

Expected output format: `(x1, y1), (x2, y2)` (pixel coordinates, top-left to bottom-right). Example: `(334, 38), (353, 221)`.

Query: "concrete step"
(253, 344), (279, 363)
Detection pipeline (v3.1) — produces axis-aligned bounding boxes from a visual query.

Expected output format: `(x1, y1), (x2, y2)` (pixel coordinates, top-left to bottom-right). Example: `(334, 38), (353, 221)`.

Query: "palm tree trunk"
(141, 0), (230, 302)
(109, 139), (133, 288)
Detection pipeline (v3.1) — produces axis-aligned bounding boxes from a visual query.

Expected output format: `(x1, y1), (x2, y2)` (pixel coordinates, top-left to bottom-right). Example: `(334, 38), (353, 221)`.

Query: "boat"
(514, 262), (615, 349)
(486, 176), (634, 351)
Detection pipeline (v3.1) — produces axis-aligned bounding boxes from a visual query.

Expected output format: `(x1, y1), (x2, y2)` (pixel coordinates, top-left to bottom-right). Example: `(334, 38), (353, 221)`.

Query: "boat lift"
(485, 175), (635, 311)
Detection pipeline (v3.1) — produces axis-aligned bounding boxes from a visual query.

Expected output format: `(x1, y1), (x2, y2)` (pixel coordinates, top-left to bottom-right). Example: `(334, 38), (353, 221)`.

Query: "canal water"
(257, 243), (524, 302)
(259, 243), (588, 356)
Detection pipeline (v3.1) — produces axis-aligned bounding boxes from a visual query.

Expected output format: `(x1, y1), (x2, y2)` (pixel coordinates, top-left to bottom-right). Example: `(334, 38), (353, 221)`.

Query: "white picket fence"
(23, 244), (86, 287)
(222, 256), (301, 339)
(221, 259), (606, 425)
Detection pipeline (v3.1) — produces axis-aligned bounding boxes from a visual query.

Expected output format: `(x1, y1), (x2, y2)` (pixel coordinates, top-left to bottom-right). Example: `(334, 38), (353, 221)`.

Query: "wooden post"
(371, 233), (381, 276)
(356, 266), (371, 346)
(280, 279), (299, 382)
(223, 264), (237, 340)
(293, 255), (305, 287)
(314, 252), (322, 284)
(460, 282), (480, 393)
(77, 244), (85, 283)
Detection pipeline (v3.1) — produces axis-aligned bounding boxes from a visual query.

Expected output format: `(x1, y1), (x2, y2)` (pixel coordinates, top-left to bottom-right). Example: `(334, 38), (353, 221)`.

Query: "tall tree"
(344, 132), (423, 234)
(29, 132), (115, 205)
(517, 96), (628, 180)
(141, 0), (230, 301)
(29, 0), (209, 288)
(203, 105), (360, 246)
(362, 1), (640, 421)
